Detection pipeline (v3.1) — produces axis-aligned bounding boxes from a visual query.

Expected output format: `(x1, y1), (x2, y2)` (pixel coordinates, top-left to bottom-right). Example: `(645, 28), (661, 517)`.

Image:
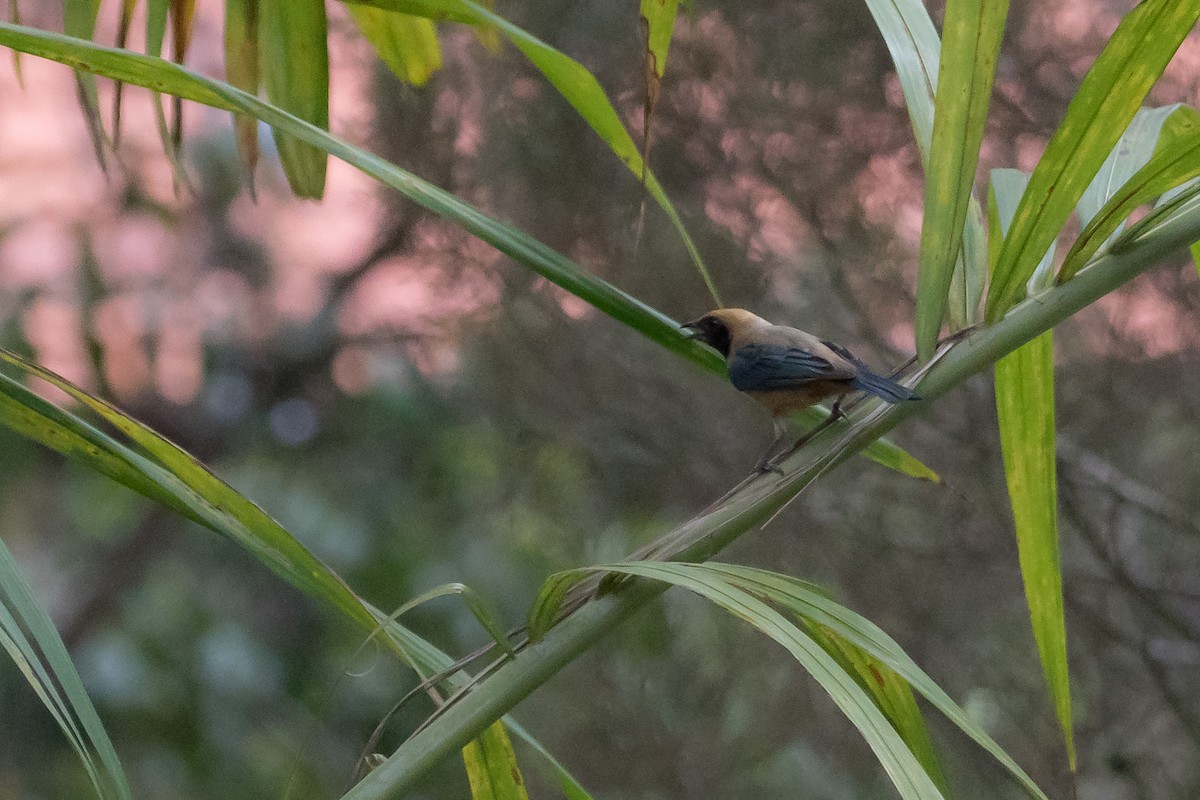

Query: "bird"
(681, 308), (918, 471)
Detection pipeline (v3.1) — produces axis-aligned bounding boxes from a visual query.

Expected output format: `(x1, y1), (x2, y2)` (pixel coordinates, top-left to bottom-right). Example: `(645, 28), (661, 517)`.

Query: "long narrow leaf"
(530, 562), (1050, 800)
(347, 6), (442, 86)
(342, 0), (721, 306)
(0, 23), (934, 482)
(862, 0), (987, 333)
(1059, 109), (1200, 282)
(990, 172), (1073, 768)
(0, 535), (132, 799)
(462, 721), (530, 800)
(259, 0), (329, 197)
(224, 0), (261, 178)
(528, 564), (945, 800)
(60, 0), (108, 166)
(1076, 105), (1182, 229)
(805, 622), (949, 796)
(986, 0), (1200, 321)
(914, 0), (1007, 359)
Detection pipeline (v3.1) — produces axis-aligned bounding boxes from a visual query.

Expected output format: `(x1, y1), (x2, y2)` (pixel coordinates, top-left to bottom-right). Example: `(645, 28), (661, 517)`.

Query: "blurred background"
(1, 1), (1199, 798)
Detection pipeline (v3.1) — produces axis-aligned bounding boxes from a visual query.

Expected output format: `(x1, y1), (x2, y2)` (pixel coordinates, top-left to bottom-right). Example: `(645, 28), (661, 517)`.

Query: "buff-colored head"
(681, 308), (771, 358)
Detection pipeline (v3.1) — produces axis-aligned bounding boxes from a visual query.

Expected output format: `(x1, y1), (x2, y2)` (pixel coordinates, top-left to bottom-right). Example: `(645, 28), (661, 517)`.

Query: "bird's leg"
(753, 418), (789, 474)
(764, 401), (847, 472)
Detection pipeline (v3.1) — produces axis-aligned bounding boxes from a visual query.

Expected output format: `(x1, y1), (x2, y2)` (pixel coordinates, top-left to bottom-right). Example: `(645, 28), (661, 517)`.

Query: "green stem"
(344, 201), (1200, 799)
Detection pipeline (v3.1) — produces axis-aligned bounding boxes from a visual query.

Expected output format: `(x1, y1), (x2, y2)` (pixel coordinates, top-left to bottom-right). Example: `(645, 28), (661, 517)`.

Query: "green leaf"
(532, 564), (946, 800)
(806, 623), (949, 795)
(861, 0), (988, 334)
(224, 0), (261, 178)
(506, 721), (594, 800)
(862, 0), (940, 163)
(462, 721), (530, 800)
(342, 0), (721, 306)
(641, 0), (678, 80)
(0, 356), (594, 800)
(61, 0), (108, 166)
(0, 21), (932, 484)
(994, 333), (1072, 768)
(531, 563), (1050, 800)
(986, 0), (1200, 321)
(347, 6), (442, 86)
(914, 0), (1008, 359)
(1076, 105), (1182, 229)
(989, 169), (1057, 293)
(1059, 108), (1200, 282)
(259, 0), (329, 197)
(990, 176), (1071, 767)
(379, 583), (515, 658)
(145, 0), (191, 188)
(0, 535), (132, 800)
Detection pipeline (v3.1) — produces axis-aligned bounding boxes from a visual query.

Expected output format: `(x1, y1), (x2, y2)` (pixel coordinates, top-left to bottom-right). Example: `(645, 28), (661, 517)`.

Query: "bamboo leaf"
(640, 0), (679, 150)
(145, 0), (191, 189)
(995, 333), (1072, 767)
(531, 563), (1050, 800)
(462, 722), (530, 800)
(342, 0), (721, 306)
(805, 622), (949, 796)
(529, 564), (945, 800)
(986, 0), (1200, 321)
(224, 0), (261, 179)
(0, 535), (132, 800)
(61, 0), (108, 166)
(1076, 104), (1182, 229)
(1059, 117), (1200, 282)
(863, 0), (940, 161)
(259, 0), (329, 197)
(914, 0), (1008, 359)
(863, 0), (989, 332)
(0, 24), (937, 486)
(347, 6), (442, 86)
(990, 171), (1073, 768)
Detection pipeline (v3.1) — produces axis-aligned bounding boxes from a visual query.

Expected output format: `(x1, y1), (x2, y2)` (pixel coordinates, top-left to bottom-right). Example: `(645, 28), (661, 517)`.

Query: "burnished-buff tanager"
(682, 308), (918, 469)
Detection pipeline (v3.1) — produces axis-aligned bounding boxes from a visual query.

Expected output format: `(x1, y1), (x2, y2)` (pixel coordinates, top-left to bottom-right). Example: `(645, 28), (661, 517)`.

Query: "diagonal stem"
(343, 199), (1200, 800)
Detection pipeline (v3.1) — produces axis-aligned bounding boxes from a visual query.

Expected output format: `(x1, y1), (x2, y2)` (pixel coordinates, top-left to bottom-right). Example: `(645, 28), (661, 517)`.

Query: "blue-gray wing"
(728, 342), (846, 392)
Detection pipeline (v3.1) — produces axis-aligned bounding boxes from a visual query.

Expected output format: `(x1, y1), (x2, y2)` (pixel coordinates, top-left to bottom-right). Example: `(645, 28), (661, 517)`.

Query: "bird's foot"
(754, 456), (786, 476)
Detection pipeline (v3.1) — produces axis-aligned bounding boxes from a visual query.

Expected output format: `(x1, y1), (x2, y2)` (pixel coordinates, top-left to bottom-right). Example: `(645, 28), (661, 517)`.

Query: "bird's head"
(681, 308), (769, 358)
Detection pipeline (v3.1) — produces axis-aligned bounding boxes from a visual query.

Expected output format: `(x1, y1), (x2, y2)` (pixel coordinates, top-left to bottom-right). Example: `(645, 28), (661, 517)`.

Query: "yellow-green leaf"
(347, 6), (442, 86)
(462, 722), (530, 800)
(259, 0), (329, 198)
(991, 170), (1071, 767)
(986, 0), (1200, 321)
(914, 0), (1008, 360)
(61, 0), (108, 166)
(342, 0), (720, 305)
(224, 0), (260, 178)
(1060, 107), (1200, 282)
(807, 622), (949, 796)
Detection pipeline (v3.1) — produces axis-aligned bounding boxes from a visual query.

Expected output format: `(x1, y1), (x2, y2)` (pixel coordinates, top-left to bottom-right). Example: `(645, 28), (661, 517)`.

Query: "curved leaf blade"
(530, 563), (945, 800)
(989, 174), (1072, 768)
(462, 722), (530, 800)
(1059, 110), (1200, 282)
(348, 6), (442, 86)
(0, 536), (132, 800)
(986, 0), (1200, 321)
(0, 22), (933, 484)
(914, 0), (1007, 359)
(259, 0), (329, 197)
(342, 0), (721, 305)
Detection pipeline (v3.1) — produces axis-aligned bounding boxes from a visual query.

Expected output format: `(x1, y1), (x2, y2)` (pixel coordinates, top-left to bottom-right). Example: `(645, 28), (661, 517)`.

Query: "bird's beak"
(680, 317), (707, 339)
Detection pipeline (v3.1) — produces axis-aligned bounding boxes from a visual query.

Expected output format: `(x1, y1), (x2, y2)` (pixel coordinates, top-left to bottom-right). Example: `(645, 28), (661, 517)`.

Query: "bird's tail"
(851, 371), (919, 403)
